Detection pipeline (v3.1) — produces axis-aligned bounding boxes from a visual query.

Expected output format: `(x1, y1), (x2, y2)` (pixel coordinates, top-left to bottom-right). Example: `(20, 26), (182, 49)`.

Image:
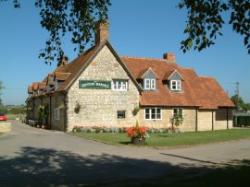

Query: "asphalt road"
(0, 121), (250, 186)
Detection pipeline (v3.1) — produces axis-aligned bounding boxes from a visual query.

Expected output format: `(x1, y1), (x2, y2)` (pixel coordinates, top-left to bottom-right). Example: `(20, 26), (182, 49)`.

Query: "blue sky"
(0, 0), (249, 105)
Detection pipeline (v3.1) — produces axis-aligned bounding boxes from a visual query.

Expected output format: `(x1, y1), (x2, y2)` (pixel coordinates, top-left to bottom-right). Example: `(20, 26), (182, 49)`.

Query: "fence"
(233, 115), (250, 127)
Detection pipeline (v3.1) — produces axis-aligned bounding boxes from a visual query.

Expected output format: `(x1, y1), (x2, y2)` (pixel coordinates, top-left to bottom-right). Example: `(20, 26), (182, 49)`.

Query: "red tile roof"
(27, 41), (234, 109)
(121, 56), (234, 109)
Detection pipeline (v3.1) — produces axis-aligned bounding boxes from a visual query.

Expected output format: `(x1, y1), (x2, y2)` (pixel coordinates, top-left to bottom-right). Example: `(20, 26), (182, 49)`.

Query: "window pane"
(151, 79), (156, 89)
(117, 110), (126, 119)
(151, 112), (156, 119)
(145, 113), (150, 119)
(177, 81), (181, 90)
(113, 80), (128, 91)
(173, 108), (178, 116)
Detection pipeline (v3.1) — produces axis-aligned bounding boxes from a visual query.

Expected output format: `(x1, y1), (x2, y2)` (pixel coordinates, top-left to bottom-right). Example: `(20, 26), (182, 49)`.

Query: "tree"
(0, 0), (111, 66)
(179, 0), (250, 54)
(1, 1), (249, 66)
(231, 94), (250, 111)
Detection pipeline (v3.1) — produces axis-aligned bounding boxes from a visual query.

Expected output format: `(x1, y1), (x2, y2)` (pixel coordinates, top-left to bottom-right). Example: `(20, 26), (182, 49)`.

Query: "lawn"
(71, 129), (250, 147)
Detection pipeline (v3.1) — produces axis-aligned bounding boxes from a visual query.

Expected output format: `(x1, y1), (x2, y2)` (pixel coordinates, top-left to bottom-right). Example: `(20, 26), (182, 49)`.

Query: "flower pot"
(131, 137), (145, 145)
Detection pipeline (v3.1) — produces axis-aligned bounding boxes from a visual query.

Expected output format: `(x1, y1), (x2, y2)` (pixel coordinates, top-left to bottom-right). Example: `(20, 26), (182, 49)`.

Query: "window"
(145, 108), (161, 120)
(170, 80), (181, 91)
(117, 110), (126, 119)
(54, 108), (60, 121)
(144, 78), (156, 90)
(112, 80), (128, 91)
(173, 108), (183, 117)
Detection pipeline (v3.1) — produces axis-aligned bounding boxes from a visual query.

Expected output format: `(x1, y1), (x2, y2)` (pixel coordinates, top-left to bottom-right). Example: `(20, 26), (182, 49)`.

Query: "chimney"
(163, 52), (176, 63)
(95, 20), (109, 45)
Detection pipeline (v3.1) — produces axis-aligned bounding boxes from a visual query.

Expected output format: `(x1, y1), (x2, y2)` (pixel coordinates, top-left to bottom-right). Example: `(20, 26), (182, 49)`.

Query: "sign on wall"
(79, 80), (111, 89)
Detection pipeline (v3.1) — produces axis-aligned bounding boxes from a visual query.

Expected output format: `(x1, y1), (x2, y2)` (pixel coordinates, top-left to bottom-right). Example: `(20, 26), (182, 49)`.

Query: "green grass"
(71, 129), (250, 147)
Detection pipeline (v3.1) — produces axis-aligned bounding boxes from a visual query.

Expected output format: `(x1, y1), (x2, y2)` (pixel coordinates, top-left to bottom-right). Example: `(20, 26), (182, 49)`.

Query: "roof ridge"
(122, 56), (168, 62)
(200, 76), (215, 79)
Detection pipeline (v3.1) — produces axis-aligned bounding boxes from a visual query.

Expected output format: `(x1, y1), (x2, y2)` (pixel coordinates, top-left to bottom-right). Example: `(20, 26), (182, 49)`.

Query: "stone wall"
(67, 45), (140, 131)
(51, 93), (66, 131)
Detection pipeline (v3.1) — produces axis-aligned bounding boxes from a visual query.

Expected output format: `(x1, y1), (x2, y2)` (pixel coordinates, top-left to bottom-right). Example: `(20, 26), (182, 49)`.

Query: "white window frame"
(170, 80), (181, 91)
(144, 107), (162, 120)
(112, 79), (128, 91)
(144, 78), (156, 90)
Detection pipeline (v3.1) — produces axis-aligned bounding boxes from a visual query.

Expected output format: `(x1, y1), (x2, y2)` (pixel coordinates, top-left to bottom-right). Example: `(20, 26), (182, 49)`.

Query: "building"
(26, 22), (235, 132)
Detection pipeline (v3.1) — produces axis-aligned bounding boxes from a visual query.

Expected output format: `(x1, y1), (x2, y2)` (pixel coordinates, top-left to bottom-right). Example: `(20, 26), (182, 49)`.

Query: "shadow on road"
(0, 146), (249, 187)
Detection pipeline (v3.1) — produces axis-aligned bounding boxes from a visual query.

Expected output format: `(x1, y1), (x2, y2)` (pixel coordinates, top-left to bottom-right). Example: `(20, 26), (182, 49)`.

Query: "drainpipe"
(195, 107), (198, 132)
(63, 92), (68, 132)
(226, 108), (229, 129)
(212, 110), (214, 131)
(49, 95), (52, 129)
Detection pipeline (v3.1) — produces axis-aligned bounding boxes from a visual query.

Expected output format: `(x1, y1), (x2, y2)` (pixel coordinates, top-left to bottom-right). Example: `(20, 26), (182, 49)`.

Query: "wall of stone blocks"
(67, 45), (140, 131)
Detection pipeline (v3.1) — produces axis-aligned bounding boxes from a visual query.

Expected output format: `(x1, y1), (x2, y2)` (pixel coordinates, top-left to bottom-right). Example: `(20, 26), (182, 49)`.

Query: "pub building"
(26, 22), (234, 132)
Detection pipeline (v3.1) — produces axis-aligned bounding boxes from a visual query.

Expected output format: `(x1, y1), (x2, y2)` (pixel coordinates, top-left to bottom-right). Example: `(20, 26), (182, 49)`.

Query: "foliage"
(0, 0), (111, 65)
(7, 106), (26, 114)
(126, 120), (148, 142)
(132, 105), (140, 116)
(179, 0), (250, 54)
(231, 94), (250, 111)
(38, 104), (49, 125)
(0, 105), (7, 114)
(170, 112), (184, 128)
(74, 102), (81, 113)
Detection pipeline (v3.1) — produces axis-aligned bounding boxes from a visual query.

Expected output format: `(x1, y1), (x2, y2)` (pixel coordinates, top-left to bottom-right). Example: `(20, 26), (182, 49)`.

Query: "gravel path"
(0, 121), (249, 186)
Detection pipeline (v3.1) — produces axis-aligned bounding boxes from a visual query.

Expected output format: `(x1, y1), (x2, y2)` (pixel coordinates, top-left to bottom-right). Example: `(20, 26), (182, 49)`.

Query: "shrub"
(126, 120), (148, 143)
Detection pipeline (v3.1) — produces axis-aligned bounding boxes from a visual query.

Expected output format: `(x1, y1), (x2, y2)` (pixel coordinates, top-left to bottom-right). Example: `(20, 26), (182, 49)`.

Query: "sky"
(0, 0), (249, 105)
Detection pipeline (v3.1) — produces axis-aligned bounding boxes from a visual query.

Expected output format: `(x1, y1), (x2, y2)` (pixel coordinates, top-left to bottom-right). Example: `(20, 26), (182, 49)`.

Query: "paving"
(0, 121), (250, 186)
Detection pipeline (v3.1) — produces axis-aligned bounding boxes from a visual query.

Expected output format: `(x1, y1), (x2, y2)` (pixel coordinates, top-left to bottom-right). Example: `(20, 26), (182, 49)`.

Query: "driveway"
(0, 121), (250, 186)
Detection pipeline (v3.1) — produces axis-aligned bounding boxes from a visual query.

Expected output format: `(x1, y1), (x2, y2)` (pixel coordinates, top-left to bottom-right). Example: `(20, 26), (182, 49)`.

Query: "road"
(0, 121), (249, 186)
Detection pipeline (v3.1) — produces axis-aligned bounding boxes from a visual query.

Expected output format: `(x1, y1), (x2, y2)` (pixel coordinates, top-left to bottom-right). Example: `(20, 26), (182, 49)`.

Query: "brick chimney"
(163, 52), (176, 63)
(95, 21), (109, 45)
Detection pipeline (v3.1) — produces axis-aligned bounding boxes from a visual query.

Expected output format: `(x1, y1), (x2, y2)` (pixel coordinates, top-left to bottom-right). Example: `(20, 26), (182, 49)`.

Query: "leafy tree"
(0, 0), (111, 66)
(1, 0), (249, 66)
(231, 94), (250, 111)
(179, 0), (250, 54)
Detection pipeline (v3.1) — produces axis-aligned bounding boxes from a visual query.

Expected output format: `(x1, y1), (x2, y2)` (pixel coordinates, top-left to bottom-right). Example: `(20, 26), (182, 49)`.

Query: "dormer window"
(170, 80), (181, 91)
(138, 67), (157, 91)
(144, 78), (156, 90)
(164, 69), (183, 92)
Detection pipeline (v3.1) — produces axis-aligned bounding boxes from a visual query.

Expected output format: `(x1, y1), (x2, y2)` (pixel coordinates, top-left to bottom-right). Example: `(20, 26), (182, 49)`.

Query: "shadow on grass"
(0, 146), (249, 187)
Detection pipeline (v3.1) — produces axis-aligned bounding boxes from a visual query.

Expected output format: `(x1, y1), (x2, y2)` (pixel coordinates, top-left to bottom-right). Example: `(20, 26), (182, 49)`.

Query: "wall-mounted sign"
(79, 80), (111, 89)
